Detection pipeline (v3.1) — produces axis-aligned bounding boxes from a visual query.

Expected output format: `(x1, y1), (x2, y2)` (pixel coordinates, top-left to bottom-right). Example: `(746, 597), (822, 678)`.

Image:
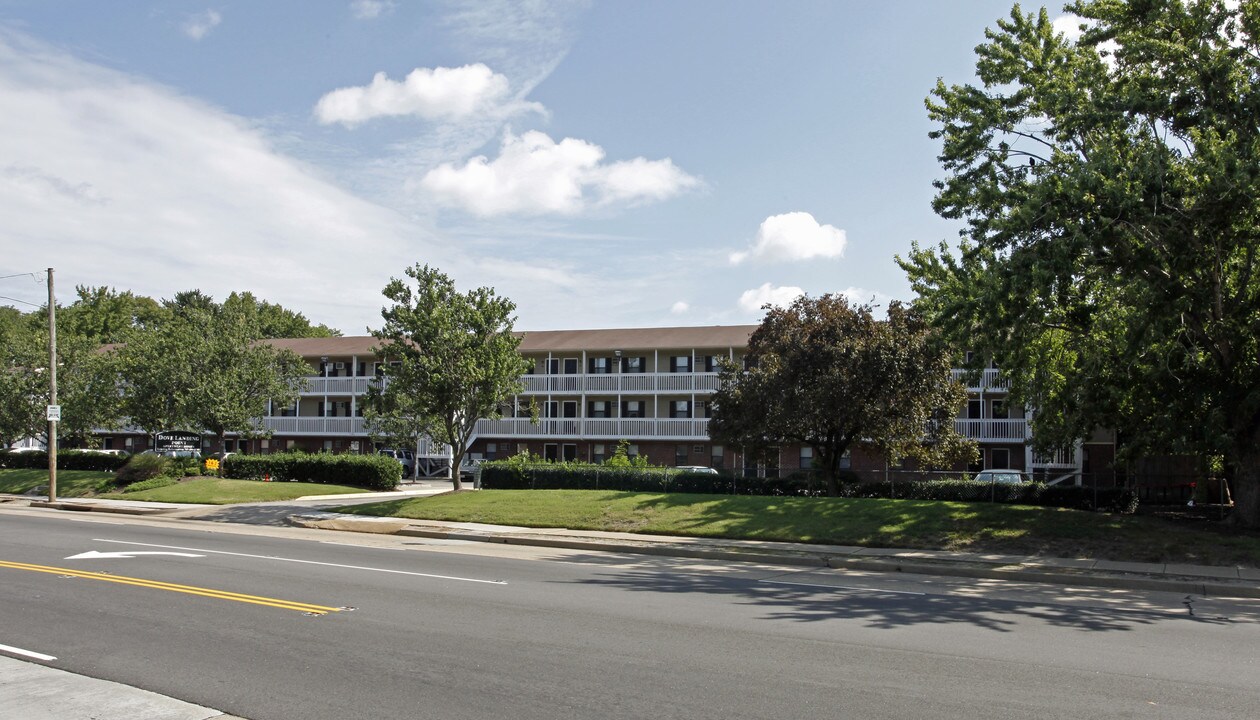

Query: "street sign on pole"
(46, 405), (61, 422)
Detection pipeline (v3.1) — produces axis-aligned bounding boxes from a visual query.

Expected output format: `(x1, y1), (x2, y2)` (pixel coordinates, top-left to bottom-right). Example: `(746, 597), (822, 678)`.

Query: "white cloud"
(1052, 14), (1086, 42)
(837, 287), (894, 310)
(420, 129), (699, 216)
(0, 32), (437, 333)
(350, 0), (395, 20)
(738, 283), (805, 313)
(730, 212), (846, 265)
(670, 301), (689, 314)
(182, 10), (222, 41)
(314, 64), (542, 127)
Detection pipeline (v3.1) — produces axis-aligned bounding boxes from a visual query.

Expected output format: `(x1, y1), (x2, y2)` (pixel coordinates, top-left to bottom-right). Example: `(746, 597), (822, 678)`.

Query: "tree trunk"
(450, 446), (463, 492)
(1228, 447), (1260, 527)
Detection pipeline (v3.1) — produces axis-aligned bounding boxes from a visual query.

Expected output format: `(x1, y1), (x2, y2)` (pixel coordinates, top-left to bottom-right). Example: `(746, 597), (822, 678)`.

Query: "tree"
(898, 0), (1260, 525)
(709, 295), (975, 496)
(116, 297), (308, 451)
(368, 265), (529, 490)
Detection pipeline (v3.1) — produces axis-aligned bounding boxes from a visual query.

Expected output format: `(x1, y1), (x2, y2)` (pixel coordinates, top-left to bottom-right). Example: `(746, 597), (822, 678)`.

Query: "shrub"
(221, 452), (400, 491)
(0, 449), (127, 472)
(114, 454), (169, 487)
(122, 476), (180, 493)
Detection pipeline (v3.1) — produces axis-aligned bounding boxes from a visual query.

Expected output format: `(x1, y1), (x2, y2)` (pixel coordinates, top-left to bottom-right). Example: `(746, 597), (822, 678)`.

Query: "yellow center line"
(0, 560), (342, 615)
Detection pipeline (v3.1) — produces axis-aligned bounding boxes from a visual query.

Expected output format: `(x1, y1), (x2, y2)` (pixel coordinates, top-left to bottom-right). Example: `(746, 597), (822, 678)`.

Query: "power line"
(0, 272), (44, 282)
(0, 294), (41, 308)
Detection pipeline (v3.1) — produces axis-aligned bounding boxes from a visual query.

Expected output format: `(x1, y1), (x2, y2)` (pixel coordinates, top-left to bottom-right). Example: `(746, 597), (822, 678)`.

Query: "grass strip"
(102, 478), (369, 504)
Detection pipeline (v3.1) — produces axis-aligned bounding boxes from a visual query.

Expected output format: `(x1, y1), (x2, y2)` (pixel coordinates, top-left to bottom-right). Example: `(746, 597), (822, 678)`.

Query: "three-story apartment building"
(97, 325), (1111, 480)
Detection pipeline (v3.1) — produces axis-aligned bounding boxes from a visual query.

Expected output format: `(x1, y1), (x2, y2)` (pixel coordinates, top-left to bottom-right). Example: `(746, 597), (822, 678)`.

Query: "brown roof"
(260, 325), (756, 357)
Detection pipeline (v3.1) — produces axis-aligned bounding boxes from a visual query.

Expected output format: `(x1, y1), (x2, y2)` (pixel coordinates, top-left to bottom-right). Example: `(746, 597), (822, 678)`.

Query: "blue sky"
(0, 1), (1050, 334)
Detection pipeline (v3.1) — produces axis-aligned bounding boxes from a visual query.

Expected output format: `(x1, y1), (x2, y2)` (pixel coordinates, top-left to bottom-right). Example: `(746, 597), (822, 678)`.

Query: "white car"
(973, 470), (1030, 484)
(674, 465), (720, 475)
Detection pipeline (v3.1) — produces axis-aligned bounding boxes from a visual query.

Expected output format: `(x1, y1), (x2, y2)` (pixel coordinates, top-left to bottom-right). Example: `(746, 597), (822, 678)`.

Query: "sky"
(0, 0), (1067, 335)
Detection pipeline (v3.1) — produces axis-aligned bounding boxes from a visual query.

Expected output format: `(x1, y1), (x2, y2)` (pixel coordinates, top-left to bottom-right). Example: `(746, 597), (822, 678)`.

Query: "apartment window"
(840, 449), (851, 470)
(592, 444), (607, 464)
(800, 446), (814, 471)
(622, 400), (644, 418)
(711, 445), (724, 469)
(968, 399), (983, 419)
(628, 444), (640, 458)
(589, 357), (611, 374)
(485, 443), (498, 461)
(562, 444), (577, 462)
(670, 355), (691, 373)
(546, 358), (560, 375)
(703, 355), (718, 373)
(317, 401), (325, 417)
(675, 444), (689, 466)
(622, 356), (646, 373)
(544, 444), (559, 462)
(544, 401), (560, 418)
(742, 355), (759, 370)
(696, 400), (711, 418)
(589, 401), (610, 418)
(563, 401), (578, 418)
(563, 358), (578, 374)
(670, 400), (691, 418)
(991, 400), (1009, 419)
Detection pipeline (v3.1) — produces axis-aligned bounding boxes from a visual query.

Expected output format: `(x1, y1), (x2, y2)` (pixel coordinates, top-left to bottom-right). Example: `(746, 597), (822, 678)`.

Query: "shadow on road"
(556, 562), (1249, 633)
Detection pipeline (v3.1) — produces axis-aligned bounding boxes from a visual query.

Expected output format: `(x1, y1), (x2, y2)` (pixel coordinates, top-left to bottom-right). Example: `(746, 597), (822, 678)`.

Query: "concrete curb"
(27, 500), (170, 515)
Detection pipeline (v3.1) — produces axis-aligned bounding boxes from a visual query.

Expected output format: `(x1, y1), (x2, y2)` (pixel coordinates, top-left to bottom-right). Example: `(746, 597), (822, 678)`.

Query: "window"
(563, 358), (578, 374)
(589, 400), (610, 418)
(562, 444), (577, 462)
(592, 444), (606, 464)
(590, 357), (611, 374)
(696, 400), (711, 418)
(799, 446), (814, 471)
(546, 358), (560, 375)
(840, 449), (851, 470)
(670, 400), (691, 418)
(628, 444), (640, 458)
(563, 401), (578, 418)
(670, 355), (691, 373)
(675, 444), (689, 466)
(544, 401), (559, 418)
(968, 399), (983, 419)
(543, 444), (559, 462)
(623, 356), (646, 373)
(703, 355), (718, 373)
(622, 400), (644, 418)
(742, 355), (759, 370)
(991, 400), (1009, 419)
(485, 443), (498, 461)
(711, 445), (724, 469)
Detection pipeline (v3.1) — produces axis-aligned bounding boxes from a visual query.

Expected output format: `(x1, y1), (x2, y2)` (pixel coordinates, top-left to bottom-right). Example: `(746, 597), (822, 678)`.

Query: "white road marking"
(760, 579), (926, 596)
(93, 538), (507, 585)
(0, 643), (56, 661)
(66, 550), (205, 560)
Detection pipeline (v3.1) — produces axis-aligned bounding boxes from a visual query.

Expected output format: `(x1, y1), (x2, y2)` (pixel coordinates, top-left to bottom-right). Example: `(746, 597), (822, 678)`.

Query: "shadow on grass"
(556, 560), (1242, 633)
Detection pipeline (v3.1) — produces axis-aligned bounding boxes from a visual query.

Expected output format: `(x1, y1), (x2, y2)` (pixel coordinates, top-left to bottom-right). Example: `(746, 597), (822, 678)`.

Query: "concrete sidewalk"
(0, 655), (241, 720)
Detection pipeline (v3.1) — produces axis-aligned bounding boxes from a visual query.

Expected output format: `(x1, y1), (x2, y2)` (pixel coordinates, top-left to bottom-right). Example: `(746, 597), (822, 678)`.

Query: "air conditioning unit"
(335, 362), (345, 370)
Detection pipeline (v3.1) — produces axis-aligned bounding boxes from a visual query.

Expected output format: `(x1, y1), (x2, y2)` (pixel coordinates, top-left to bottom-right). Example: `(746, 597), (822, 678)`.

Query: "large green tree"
(368, 265), (529, 490)
(898, 1), (1260, 524)
(709, 295), (975, 496)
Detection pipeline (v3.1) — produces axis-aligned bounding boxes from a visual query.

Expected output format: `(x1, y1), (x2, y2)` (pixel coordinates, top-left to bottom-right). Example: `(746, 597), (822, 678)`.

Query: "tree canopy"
(898, 0), (1260, 524)
(709, 295), (975, 495)
(367, 265), (529, 490)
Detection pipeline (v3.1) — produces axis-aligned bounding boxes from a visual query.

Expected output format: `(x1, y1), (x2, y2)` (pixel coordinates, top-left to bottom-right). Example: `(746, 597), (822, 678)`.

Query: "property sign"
(154, 430), (201, 453)
(46, 405), (61, 421)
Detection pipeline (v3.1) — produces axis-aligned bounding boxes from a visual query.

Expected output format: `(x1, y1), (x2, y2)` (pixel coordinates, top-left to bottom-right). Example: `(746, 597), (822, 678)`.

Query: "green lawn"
(337, 490), (1260, 567)
(0, 469), (113, 497)
(102, 478), (370, 504)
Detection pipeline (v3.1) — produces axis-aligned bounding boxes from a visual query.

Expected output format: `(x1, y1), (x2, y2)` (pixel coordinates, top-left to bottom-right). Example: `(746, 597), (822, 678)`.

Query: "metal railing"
(950, 368), (1011, 391)
(953, 418), (1029, 441)
(474, 417), (711, 439)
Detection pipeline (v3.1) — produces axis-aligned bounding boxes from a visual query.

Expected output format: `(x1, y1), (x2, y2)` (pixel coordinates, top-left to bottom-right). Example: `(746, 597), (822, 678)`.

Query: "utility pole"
(47, 268), (57, 502)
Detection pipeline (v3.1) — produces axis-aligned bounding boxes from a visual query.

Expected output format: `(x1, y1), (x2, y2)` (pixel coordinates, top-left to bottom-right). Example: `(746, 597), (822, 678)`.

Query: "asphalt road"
(1, 508), (1258, 720)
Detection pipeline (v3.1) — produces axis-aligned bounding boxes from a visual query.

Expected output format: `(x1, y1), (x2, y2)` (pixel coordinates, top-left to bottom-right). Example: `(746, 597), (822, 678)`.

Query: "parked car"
(674, 465), (720, 475)
(973, 469), (1031, 484)
(139, 449), (202, 459)
(377, 448), (416, 476)
(78, 448), (130, 457)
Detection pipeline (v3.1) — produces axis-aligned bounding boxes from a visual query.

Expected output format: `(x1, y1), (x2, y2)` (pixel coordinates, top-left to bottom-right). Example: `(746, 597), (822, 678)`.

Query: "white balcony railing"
(474, 417), (711, 440)
(950, 368), (1011, 391)
(953, 418), (1028, 441)
(261, 417), (366, 436)
(300, 376), (377, 396)
(519, 372), (721, 395)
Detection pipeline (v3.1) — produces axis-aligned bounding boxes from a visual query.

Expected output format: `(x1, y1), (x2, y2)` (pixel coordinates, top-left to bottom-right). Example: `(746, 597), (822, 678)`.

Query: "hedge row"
(222, 453), (401, 491)
(0, 450), (128, 472)
(478, 463), (1139, 513)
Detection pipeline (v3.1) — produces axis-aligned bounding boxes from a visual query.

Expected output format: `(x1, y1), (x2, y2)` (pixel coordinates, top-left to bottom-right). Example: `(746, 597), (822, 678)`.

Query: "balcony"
(261, 417), (366, 436)
(953, 418), (1028, 441)
(475, 417), (711, 440)
(520, 372), (721, 395)
(950, 368), (1011, 391)
(300, 376), (376, 396)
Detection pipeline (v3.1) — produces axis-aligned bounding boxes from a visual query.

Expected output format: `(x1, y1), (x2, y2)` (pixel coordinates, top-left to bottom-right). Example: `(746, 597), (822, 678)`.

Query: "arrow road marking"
(65, 551), (205, 560)
(93, 538), (508, 585)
